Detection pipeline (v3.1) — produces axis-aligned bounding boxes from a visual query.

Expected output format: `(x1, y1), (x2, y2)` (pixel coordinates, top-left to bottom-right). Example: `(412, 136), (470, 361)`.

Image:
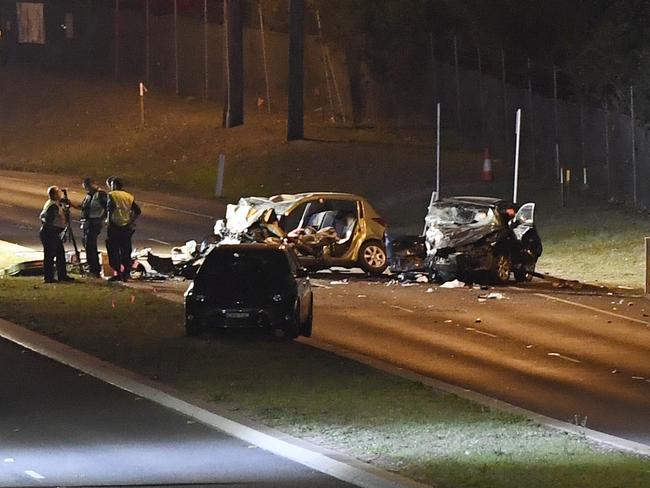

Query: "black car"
(387, 197), (542, 284)
(184, 243), (313, 338)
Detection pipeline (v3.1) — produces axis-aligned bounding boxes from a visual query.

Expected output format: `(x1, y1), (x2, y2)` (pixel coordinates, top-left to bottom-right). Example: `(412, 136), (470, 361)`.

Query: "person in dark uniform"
(106, 177), (141, 282)
(39, 186), (74, 283)
(79, 177), (108, 278)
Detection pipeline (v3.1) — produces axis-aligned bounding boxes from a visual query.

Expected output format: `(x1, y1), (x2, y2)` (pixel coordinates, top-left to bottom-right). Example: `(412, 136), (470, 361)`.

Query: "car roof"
(441, 196), (511, 207)
(270, 192), (365, 202)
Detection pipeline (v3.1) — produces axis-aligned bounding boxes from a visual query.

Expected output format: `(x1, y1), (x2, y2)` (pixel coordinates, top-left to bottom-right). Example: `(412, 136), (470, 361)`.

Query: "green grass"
(537, 201), (650, 289)
(0, 277), (648, 488)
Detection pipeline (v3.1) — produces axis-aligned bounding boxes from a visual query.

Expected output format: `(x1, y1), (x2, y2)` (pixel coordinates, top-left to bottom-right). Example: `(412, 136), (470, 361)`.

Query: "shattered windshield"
(426, 203), (495, 226)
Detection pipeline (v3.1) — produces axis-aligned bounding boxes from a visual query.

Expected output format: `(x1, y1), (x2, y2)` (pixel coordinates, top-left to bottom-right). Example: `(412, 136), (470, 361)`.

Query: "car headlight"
(272, 294), (283, 302)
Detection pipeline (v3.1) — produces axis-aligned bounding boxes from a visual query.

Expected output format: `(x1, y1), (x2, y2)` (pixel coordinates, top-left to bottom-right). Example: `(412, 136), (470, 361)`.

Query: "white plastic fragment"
(329, 279), (349, 285)
(440, 279), (465, 289)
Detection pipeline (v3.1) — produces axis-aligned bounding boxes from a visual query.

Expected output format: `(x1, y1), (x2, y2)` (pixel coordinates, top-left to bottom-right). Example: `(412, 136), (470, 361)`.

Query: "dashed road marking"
(24, 470), (44, 480)
(3, 458), (14, 463)
(534, 293), (650, 326)
(547, 352), (582, 364)
(0, 202), (13, 207)
(147, 238), (171, 246)
(390, 305), (414, 313)
(465, 327), (498, 338)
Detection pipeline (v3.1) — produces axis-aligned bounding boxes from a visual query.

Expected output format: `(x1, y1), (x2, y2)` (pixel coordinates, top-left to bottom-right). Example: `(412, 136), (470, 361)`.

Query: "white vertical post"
(215, 154), (226, 197)
(429, 102), (441, 209)
(513, 108), (522, 204)
(139, 82), (147, 128)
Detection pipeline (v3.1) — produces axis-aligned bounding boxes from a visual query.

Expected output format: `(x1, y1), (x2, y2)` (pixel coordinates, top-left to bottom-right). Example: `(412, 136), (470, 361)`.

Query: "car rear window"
(196, 248), (292, 290)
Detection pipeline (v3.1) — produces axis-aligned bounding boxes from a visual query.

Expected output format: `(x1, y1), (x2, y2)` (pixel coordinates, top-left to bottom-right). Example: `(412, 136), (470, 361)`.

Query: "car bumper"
(185, 305), (293, 329)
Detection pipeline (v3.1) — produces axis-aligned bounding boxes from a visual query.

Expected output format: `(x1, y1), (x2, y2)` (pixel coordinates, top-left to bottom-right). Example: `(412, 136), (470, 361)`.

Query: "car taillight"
(372, 217), (387, 227)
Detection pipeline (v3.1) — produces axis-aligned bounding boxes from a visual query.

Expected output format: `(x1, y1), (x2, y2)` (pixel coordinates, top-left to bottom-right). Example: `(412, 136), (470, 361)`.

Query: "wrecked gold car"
(387, 197), (542, 284)
(213, 192), (388, 275)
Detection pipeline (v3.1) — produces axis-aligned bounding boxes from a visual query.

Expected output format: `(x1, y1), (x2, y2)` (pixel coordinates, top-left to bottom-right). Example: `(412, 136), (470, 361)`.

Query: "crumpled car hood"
(224, 197), (279, 234)
(425, 222), (498, 251)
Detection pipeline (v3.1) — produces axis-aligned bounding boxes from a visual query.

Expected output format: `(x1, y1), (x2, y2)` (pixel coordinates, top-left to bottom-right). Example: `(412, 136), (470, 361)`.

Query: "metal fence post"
(605, 99), (611, 200)
(145, 0), (150, 85)
(501, 49), (508, 159)
(173, 0), (179, 95)
(453, 36), (461, 131)
(203, 0), (209, 102)
(631, 85), (638, 206)
(477, 46), (484, 147)
(259, 1), (272, 112)
(527, 58), (536, 175)
(645, 237), (650, 295)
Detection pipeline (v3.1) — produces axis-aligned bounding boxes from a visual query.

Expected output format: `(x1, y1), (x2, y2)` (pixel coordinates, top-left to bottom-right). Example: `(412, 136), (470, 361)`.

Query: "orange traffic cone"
(481, 147), (494, 182)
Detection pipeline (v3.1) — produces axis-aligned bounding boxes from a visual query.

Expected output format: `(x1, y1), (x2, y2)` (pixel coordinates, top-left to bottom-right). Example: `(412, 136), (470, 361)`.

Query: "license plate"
(226, 312), (250, 319)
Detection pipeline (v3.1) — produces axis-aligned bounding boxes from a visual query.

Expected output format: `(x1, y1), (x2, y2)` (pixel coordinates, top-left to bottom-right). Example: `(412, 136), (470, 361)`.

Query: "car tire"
(514, 261), (536, 282)
(283, 302), (301, 339)
(358, 240), (388, 276)
(490, 253), (511, 284)
(301, 299), (313, 338)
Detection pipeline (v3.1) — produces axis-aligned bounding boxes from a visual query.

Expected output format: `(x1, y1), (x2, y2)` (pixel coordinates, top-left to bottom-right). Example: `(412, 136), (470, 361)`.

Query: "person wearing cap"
(106, 177), (141, 282)
(39, 186), (74, 283)
(79, 177), (108, 278)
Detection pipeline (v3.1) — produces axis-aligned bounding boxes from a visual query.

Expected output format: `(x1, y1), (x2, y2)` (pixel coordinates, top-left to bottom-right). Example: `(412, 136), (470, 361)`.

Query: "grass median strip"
(0, 277), (648, 488)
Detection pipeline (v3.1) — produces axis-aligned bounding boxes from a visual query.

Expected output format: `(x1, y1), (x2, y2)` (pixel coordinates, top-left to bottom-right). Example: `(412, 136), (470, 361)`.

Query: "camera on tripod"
(60, 188), (71, 208)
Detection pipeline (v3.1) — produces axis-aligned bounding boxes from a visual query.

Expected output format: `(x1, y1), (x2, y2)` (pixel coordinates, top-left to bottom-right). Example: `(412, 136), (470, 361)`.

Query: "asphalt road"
(0, 337), (355, 487)
(2, 169), (650, 446)
(311, 276), (650, 445)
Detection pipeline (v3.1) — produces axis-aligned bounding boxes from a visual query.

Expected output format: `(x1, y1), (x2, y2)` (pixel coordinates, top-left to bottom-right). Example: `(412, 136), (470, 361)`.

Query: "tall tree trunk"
(224, 0), (243, 128)
(287, 0), (305, 140)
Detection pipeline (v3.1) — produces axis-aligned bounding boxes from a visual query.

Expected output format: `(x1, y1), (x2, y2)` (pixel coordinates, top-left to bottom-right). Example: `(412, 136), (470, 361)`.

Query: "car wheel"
(514, 261), (536, 282)
(283, 302), (301, 339)
(491, 254), (511, 284)
(358, 241), (388, 275)
(301, 299), (313, 337)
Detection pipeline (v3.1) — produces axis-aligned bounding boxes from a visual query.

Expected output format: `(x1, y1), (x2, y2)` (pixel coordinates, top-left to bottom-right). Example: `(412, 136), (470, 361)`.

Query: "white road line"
(390, 305), (414, 313)
(142, 202), (214, 219)
(534, 293), (650, 327)
(147, 238), (171, 246)
(3, 458), (14, 463)
(24, 470), (44, 480)
(465, 327), (498, 338)
(0, 202), (12, 207)
(547, 352), (582, 364)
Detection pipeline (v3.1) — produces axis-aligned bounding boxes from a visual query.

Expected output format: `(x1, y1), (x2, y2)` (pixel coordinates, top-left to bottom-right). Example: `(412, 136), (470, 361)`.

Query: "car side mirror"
(294, 268), (309, 278)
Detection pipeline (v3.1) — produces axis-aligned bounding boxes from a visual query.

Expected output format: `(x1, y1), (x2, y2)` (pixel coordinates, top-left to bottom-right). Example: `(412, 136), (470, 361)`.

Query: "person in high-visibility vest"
(79, 177), (108, 278)
(39, 186), (74, 283)
(105, 177), (141, 282)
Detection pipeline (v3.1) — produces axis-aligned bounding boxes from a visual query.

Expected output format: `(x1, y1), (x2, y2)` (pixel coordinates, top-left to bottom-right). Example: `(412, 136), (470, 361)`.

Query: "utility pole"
(287, 0), (305, 140)
(224, 0), (244, 128)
